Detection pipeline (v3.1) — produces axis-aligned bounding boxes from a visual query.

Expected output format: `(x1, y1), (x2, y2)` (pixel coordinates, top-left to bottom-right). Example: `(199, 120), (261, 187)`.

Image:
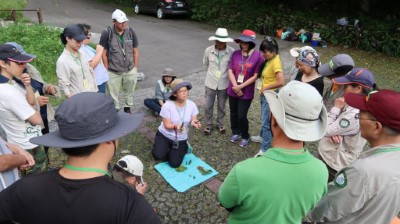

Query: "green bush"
(0, 0), (27, 21)
(0, 24), (64, 84)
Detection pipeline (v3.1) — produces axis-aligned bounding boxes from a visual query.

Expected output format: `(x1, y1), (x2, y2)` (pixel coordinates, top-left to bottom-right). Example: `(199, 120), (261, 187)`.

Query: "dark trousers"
(229, 96), (252, 139)
(152, 131), (188, 168)
(144, 98), (162, 113)
(41, 118), (49, 161)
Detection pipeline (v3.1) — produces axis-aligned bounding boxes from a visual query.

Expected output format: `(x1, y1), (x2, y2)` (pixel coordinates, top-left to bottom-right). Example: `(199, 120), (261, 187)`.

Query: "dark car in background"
(133, 0), (188, 19)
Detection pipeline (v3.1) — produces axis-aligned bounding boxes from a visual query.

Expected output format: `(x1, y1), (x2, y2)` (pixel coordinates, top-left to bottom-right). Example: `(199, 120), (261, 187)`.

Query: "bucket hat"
(30, 92), (144, 148)
(5, 42), (36, 59)
(168, 79), (192, 100)
(63, 24), (87, 41)
(117, 155), (144, 183)
(0, 44), (35, 63)
(208, 28), (234, 42)
(234, 29), (257, 44)
(318, 54), (354, 77)
(264, 80), (327, 141)
(112, 9), (129, 23)
(162, 68), (176, 78)
(333, 68), (375, 89)
(289, 47), (301, 58)
(345, 89), (400, 132)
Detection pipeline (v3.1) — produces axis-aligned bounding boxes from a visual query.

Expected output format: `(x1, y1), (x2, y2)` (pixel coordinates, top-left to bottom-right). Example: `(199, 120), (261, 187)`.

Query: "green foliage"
(0, 0), (27, 21)
(186, 0), (400, 57)
(0, 24), (64, 84)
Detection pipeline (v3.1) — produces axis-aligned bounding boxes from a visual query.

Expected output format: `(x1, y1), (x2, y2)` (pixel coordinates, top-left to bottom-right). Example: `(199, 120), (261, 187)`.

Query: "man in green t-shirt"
(218, 80), (329, 224)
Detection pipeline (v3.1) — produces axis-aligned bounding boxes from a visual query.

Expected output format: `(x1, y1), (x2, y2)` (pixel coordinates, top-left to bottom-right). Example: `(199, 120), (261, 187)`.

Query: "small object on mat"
(154, 153), (218, 192)
(137, 72), (145, 81)
(175, 165), (187, 172)
(197, 166), (212, 175)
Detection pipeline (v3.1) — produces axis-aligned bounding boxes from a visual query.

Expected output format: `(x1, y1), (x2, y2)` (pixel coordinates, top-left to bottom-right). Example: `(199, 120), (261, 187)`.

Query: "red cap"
(344, 90), (400, 132)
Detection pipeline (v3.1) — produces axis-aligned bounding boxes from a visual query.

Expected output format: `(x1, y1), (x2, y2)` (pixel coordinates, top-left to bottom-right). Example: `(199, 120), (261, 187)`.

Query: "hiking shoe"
(230, 134), (241, 143)
(250, 135), (263, 143)
(239, 139), (250, 148)
(254, 149), (265, 158)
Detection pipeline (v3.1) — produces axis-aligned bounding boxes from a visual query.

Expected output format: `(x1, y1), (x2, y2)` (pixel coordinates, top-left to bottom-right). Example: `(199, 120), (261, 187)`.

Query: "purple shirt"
(227, 49), (264, 100)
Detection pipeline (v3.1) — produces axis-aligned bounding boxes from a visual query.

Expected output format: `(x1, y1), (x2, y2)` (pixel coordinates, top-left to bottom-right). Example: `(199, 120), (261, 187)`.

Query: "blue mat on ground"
(154, 153), (218, 192)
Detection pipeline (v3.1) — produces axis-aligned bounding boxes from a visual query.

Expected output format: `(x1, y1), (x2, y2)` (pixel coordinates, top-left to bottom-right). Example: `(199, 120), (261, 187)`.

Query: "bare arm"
(0, 154), (26, 172)
(89, 45), (104, 68)
(102, 49), (109, 70)
(20, 73), (35, 106)
(261, 71), (285, 92)
(162, 117), (177, 130)
(26, 111), (42, 125)
(133, 47), (139, 70)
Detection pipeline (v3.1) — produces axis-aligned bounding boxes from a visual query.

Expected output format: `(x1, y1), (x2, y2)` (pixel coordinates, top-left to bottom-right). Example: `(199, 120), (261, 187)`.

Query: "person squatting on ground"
(202, 28), (234, 135)
(5, 42), (59, 164)
(0, 44), (48, 175)
(218, 81), (328, 223)
(144, 68), (176, 114)
(319, 54), (355, 111)
(152, 79), (201, 168)
(0, 137), (35, 191)
(100, 9), (139, 113)
(56, 24), (98, 98)
(113, 155), (147, 195)
(308, 89), (400, 224)
(0, 92), (161, 224)
(227, 29), (264, 148)
(292, 46), (324, 96)
(252, 36), (284, 157)
(77, 23), (109, 94)
(317, 68), (377, 181)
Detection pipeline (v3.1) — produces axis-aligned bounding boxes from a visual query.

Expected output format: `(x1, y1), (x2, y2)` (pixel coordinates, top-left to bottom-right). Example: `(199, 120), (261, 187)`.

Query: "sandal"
(204, 128), (211, 135)
(218, 126), (226, 134)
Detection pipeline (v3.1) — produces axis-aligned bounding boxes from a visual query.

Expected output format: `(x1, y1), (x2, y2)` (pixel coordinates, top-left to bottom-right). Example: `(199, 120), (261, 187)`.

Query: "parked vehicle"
(133, 0), (188, 19)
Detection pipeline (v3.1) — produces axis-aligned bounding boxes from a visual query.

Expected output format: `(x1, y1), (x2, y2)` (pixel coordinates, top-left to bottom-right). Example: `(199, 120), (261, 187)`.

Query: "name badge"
(237, 74), (244, 83)
(83, 79), (89, 90)
(215, 71), (222, 79)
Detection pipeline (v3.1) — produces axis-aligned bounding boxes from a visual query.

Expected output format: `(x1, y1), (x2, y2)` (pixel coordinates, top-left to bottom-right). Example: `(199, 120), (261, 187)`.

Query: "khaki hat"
(264, 80), (327, 141)
(208, 28), (234, 42)
(162, 68), (176, 77)
(168, 79), (192, 100)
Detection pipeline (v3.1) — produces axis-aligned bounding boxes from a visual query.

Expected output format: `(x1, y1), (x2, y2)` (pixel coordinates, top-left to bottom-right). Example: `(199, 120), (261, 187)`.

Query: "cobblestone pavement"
(0, 37), (318, 223)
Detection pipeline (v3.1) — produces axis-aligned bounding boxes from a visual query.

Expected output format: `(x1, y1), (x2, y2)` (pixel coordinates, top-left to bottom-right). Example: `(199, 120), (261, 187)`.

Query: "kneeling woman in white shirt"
(152, 79), (201, 168)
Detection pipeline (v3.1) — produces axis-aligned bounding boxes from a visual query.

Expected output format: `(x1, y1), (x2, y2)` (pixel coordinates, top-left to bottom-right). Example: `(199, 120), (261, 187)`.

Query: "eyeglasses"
(354, 113), (377, 121)
(177, 89), (189, 94)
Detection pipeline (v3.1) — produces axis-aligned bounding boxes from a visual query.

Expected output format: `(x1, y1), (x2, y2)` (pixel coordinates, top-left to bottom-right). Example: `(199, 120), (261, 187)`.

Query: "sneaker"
(123, 107), (132, 114)
(250, 135), (263, 143)
(239, 139), (250, 148)
(254, 149), (265, 158)
(230, 134), (241, 143)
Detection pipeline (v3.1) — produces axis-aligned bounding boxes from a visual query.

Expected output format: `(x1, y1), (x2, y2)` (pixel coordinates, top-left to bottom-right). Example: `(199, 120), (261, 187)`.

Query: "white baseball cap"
(264, 80), (327, 141)
(116, 155), (144, 183)
(112, 9), (129, 23)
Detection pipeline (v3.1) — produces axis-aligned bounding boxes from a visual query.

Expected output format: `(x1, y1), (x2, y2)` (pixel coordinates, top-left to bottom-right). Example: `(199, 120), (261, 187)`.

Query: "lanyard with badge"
(238, 51), (253, 83)
(214, 50), (224, 79)
(69, 51), (89, 90)
(173, 102), (186, 150)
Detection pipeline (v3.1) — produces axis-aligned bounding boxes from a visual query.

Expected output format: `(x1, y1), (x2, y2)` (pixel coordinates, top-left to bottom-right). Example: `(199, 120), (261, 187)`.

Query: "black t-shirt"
(0, 169), (161, 224)
(295, 72), (324, 96)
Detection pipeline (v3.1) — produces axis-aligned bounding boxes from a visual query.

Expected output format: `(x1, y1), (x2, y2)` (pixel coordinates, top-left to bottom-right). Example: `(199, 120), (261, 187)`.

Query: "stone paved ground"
(0, 37), (325, 223)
